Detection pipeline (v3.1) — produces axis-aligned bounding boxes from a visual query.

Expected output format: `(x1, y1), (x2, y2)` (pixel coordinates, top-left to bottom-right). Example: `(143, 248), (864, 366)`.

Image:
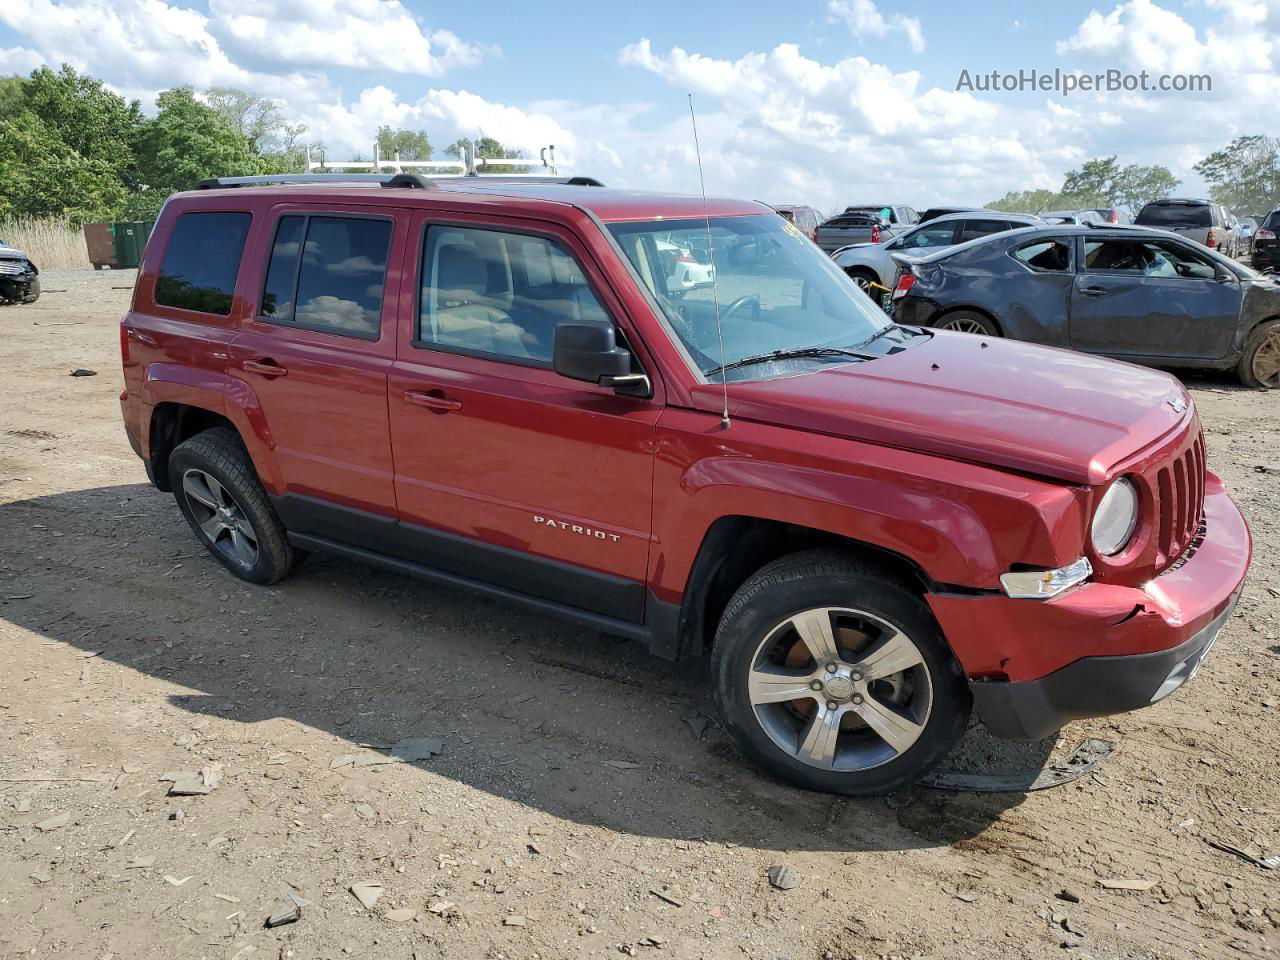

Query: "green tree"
(1194, 135), (1280, 216)
(21, 65), (141, 180)
(0, 106), (127, 222)
(376, 126), (432, 162)
(1060, 156), (1123, 208)
(204, 87), (284, 151)
(129, 87), (262, 218)
(445, 136), (527, 173)
(1112, 164), (1178, 216)
(986, 188), (1066, 214)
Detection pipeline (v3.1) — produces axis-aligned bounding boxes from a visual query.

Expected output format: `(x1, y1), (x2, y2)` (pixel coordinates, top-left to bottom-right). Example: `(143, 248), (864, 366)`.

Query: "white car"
(656, 238), (715, 289)
(832, 212), (1044, 294)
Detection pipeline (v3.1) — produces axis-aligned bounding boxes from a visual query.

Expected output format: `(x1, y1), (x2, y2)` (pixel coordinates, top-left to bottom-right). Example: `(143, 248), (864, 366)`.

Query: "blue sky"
(2, 0), (1276, 210)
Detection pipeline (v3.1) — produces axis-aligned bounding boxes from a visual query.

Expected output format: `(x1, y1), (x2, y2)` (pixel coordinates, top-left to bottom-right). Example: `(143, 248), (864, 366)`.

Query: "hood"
(690, 332), (1191, 485)
(0, 246), (29, 260)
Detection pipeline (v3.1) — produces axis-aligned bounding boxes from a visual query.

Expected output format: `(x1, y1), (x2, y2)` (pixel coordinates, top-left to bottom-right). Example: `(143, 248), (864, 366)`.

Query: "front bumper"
(0, 273), (40, 304)
(929, 473), (1251, 740)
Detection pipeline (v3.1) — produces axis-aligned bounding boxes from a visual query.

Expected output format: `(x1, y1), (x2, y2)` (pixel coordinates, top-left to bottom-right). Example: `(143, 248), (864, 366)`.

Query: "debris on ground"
(1254, 463), (1280, 476)
(650, 886), (684, 907)
(163, 764), (222, 796)
(942, 885), (978, 903)
(1204, 839), (1280, 870)
(766, 865), (800, 891)
(385, 907), (417, 923)
(69, 368), (97, 377)
(601, 760), (640, 769)
(34, 813), (69, 831)
(390, 736), (444, 762)
(1098, 878), (1157, 891)
(265, 892), (306, 928)
(503, 914), (528, 926)
(922, 738), (1118, 793)
(349, 881), (384, 910)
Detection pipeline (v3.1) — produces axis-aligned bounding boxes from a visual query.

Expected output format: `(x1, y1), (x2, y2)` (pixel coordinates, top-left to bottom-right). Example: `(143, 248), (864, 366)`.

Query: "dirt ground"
(1, 269), (1277, 960)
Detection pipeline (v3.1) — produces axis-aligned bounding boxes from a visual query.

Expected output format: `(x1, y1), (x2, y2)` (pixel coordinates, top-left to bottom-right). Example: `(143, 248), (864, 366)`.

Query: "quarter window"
(957, 219), (1013, 243)
(418, 225), (612, 364)
(897, 223), (957, 249)
(155, 212), (251, 315)
(1012, 239), (1072, 272)
(259, 215), (392, 339)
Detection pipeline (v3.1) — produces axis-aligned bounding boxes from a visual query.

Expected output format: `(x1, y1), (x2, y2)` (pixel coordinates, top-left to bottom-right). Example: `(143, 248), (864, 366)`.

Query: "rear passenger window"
(957, 219), (1012, 243)
(1012, 239), (1072, 272)
(259, 215), (391, 339)
(155, 212), (251, 315)
(418, 225), (612, 365)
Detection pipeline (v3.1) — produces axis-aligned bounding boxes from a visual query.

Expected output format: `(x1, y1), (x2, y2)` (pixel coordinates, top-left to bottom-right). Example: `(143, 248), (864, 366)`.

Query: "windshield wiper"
(852, 323), (907, 350)
(705, 346), (873, 378)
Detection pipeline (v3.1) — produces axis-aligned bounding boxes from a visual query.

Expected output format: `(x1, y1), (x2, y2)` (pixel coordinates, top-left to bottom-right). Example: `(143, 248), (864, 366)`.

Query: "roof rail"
(197, 174), (408, 189)
(381, 173), (434, 190)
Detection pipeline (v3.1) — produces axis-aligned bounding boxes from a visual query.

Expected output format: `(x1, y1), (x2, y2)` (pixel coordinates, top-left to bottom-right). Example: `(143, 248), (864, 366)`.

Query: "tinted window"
(260, 216), (391, 338)
(1083, 239), (1218, 280)
(1263, 211), (1280, 229)
(261, 216), (303, 320)
(897, 223), (957, 249)
(1136, 203), (1211, 228)
(957, 218), (1013, 243)
(155, 212), (251, 315)
(846, 206), (892, 222)
(419, 225), (611, 364)
(1012, 239), (1072, 272)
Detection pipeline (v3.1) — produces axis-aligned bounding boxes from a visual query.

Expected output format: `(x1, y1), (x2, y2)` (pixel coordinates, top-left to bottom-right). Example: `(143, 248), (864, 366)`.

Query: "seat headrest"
(436, 244), (489, 297)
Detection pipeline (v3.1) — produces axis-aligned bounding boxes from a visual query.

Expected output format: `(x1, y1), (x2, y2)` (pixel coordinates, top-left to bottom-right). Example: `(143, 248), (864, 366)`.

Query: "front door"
(230, 206), (406, 533)
(387, 213), (662, 622)
(1069, 235), (1242, 361)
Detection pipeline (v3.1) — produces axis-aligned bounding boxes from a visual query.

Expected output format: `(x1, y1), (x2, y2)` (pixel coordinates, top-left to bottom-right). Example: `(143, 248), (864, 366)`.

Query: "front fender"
(649, 411), (1086, 605)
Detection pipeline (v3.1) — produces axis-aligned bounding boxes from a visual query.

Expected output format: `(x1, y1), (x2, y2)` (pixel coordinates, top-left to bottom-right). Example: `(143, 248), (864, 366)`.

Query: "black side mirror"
(553, 322), (650, 396)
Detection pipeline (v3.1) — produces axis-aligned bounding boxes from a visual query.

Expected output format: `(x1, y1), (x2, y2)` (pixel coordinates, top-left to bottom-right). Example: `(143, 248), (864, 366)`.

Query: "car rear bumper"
(928, 473), (1251, 740)
(1253, 244), (1279, 271)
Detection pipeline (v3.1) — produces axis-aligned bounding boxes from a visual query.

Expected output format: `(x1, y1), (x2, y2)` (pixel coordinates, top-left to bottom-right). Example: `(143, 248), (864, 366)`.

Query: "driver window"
(1083, 239), (1216, 279)
(418, 225), (612, 365)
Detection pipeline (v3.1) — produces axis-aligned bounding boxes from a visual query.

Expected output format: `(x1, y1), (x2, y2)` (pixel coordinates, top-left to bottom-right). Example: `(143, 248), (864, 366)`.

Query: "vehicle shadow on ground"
(0, 482), (1060, 854)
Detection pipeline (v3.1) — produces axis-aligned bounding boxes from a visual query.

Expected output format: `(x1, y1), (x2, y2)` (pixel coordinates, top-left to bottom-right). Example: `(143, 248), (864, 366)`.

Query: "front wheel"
(711, 550), (970, 795)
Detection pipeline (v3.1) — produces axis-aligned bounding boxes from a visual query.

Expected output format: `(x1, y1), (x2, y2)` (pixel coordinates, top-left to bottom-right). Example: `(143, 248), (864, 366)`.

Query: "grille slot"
(1151, 430), (1206, 568)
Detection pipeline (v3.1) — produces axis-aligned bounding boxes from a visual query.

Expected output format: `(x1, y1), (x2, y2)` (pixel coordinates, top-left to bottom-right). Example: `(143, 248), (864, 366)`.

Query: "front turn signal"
(1000, 558), (1092, 600)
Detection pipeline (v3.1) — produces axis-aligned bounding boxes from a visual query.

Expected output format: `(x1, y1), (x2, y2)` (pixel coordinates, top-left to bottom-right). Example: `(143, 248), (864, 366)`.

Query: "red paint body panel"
(929, 473), (1251, 682)
(119, 182), (1253, 706)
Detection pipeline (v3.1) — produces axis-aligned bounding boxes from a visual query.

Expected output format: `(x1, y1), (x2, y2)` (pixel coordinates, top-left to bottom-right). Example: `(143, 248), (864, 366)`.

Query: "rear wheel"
(934, 310), (999, 336)
(845, 268), (879, 295)
(168, 428), (300, 584)
(711, 550), (970, 795)
(1238, 319), (1280, 389)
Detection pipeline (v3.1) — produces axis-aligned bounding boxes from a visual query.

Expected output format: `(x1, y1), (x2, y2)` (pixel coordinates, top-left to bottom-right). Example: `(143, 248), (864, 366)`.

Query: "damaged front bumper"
(928, 472), (1252, 740)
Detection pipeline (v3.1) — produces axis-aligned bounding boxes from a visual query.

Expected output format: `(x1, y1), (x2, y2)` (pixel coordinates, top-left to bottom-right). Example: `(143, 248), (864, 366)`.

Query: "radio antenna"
(688, 93), (730, 430)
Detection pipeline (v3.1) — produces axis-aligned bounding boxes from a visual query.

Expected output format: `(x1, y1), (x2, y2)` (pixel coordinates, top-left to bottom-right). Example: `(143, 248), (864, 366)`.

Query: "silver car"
(831, 211), (1045, 293)
(1135, 199), (1242, 259)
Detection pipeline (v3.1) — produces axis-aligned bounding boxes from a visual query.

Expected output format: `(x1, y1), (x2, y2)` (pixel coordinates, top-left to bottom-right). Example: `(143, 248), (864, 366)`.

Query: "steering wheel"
(721, 294), (761, 325)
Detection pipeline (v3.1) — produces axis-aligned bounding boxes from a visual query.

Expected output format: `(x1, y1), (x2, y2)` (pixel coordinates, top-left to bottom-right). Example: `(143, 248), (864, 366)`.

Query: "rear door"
(386, 211), (662, 622)
(230, 206), (405, 536)
(1069, 235), (1242, 360)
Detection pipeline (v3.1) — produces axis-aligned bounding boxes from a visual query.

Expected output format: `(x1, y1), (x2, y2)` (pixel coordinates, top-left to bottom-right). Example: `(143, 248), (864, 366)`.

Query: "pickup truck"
(816, 205), (919, 254)
(119, 174), (1251, 796)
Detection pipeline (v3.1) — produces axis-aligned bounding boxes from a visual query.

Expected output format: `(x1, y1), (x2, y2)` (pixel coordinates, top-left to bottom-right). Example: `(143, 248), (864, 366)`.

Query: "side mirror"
(553, 322), (650, 396)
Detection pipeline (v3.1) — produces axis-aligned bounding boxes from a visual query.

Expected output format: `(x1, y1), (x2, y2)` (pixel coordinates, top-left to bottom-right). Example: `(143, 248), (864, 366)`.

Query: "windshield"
(1137, 204), (1211, 228)
(608, 215), (895, 380)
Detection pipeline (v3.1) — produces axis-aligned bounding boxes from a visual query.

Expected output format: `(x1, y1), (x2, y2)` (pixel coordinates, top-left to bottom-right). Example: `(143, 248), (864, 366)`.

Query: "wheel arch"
(932, 305), (1004, 335)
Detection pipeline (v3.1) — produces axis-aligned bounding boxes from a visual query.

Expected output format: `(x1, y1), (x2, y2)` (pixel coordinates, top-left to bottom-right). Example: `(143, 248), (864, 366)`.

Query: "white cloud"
(828, 0), (926, 53)
(0, 46), (47, 73)
(207, 0), (486, 76)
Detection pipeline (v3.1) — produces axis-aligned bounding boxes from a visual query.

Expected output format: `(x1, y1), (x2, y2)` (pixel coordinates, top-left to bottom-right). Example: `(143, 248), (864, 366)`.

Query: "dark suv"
(1254, 208), (1280, 273)
(120, 174), (1251, 795)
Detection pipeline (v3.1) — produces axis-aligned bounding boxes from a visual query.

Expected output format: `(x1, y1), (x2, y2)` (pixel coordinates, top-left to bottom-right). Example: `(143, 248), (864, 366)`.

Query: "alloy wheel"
(1253, 328), (1280, 387)
(939, 317), (988, 335)
(747, 607), (933, 771)
(181, 468), (260, 569)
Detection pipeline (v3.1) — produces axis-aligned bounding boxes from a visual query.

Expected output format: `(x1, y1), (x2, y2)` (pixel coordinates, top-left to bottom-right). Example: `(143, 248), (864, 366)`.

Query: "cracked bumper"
(928, 473), (1251, 740)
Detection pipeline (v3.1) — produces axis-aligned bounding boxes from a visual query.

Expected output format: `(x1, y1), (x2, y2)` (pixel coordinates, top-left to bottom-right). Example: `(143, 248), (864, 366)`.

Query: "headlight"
(1092, 477), (1139, 556)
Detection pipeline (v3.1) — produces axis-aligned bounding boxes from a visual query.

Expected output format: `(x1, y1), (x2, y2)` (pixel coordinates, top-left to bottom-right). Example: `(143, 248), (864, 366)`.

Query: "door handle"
(243, 359), (288, 378)
(404, 390), (463, 412)
(1078, 285), (1109, 296)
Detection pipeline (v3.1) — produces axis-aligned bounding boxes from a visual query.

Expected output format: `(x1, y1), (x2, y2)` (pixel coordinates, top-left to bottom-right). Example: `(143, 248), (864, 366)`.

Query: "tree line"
(988, 143), (1280, 219)
(0, 64), (523, 224)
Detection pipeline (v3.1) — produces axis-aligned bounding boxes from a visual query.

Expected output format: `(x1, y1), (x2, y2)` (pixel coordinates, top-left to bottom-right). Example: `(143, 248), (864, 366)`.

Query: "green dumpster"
(111, 221), (155, 269)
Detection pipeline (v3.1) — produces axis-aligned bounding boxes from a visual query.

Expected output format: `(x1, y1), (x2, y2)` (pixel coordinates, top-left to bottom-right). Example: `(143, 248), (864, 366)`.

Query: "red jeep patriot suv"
(119, 173), (1252, 795)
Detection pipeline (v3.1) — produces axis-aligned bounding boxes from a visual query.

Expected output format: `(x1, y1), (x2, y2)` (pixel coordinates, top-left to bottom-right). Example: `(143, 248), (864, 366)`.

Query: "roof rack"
(197, 172), (604, 191)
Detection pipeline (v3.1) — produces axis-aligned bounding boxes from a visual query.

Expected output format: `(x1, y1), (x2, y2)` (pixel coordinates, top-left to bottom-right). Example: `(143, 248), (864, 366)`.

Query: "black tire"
(168, 427), (299, 584)
(933, 310), (1000, 337)
(1237, 318), (1280, 389)
(710, 549), (970, 795)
